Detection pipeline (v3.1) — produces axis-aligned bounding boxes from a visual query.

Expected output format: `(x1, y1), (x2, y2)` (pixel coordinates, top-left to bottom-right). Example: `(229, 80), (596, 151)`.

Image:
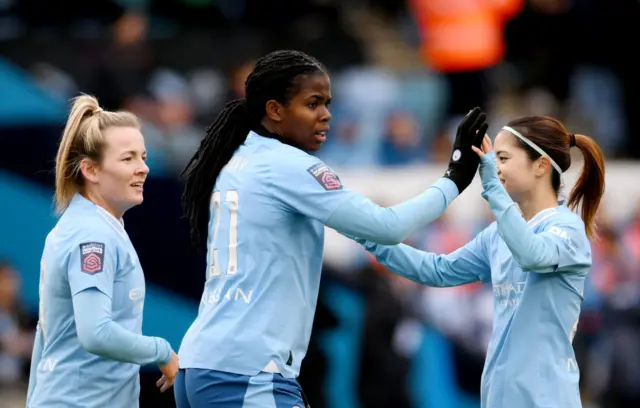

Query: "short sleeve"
(67, 228), (119, 298)
(269, 153), (356, 222)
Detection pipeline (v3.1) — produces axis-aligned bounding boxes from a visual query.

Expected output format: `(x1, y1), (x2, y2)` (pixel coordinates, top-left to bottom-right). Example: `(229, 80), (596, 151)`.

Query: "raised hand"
(443, 107), (489, 193)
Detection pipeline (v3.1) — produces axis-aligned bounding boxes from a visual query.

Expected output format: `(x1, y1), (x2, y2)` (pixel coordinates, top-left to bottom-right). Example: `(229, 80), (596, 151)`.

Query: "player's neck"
(80, 190), (124, 220)
(256, 121), (281, 140)
(518, 186), (558, 222)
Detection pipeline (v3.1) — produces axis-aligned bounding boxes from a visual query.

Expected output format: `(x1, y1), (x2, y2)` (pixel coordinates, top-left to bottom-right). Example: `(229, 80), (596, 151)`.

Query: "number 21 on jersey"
(209, 190), (239, 279)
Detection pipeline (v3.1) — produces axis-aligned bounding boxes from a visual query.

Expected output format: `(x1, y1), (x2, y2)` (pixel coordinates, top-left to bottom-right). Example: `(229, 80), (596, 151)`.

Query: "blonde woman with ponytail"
(27, 95), (179, 408)
(345, 116), (606, 408)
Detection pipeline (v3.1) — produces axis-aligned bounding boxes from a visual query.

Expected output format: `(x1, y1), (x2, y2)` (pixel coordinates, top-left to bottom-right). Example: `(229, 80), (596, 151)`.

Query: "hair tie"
(569, 133), (576, 147)
(93, 107), (104, 114)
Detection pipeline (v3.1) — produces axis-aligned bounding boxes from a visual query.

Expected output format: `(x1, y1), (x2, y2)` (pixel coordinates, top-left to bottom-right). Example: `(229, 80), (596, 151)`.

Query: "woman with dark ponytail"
(176, 49), (487, 407)
(347, 116), (606, 408)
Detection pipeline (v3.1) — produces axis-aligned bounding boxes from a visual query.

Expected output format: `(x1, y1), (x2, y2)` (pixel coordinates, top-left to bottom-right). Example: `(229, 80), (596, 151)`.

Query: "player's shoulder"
(267, 143), (333, 175)
(245, 132), (308, 159)
(270, 141), (319, 166)
(250, 135), (344, 191)
(244, 133), (319, 172)
(537, 206), (588, 247)
(57, 207), (124, 248)
(536, 206), (585, 231)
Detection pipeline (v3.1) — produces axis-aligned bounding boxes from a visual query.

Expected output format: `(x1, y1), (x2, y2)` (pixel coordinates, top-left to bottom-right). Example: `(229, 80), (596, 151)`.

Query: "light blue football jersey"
(27, 195), (169, 408)
(178, 131), (459, 378)
(356, 153), (593, 408)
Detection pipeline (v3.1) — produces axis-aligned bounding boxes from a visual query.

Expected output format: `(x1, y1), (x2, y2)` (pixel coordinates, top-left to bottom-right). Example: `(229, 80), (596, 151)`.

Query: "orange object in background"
(410, 0), (524, 73)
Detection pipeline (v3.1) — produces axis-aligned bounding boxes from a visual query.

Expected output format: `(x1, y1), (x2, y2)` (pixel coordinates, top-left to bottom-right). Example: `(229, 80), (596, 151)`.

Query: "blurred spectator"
(298, 268), (339, 408)
(226, 59), (254, 102)
(0, 260), (33, 408)
(411, 212), (489, 397)
(204, 57), (256, 121)
(87, 11), (155, 110)
(378, 112), (424, 166)
(427, 132), (453, 164)
(316, 115), (366, 167)
(357, 263), (420, 408)
(503, 0), (577, 117)
(147, 68), (203, 175)
(573, 204), (640, 407)
(590, 248), (640, 408)
(118, 69), (204, 177)
(410, 0), (523, 134)
(622, 201), (640, 270)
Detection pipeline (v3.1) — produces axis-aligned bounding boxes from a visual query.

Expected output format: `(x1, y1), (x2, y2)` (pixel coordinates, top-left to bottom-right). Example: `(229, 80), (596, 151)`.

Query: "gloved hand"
(443, 107), (488, 193)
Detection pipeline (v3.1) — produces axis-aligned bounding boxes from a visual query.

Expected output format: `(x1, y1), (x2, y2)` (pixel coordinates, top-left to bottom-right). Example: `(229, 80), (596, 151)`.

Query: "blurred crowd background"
(1, 0), (640, 407)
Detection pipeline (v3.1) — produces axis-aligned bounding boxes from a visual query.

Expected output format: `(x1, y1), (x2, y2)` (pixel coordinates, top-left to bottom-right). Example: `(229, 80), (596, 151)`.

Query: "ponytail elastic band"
(502, 126), (563, 176)
(569, 133), (576, 147)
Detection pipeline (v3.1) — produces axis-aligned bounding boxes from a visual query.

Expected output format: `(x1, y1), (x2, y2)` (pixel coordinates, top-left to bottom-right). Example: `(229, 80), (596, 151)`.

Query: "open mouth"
(131, 182), (144, 189)
(315, 131), (327, 142)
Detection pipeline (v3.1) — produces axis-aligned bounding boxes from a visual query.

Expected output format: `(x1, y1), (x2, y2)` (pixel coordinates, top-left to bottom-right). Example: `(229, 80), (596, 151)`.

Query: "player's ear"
(79, 158), (100, 184)
(265, 100), (285, 123)
(534, 156), (550, 177)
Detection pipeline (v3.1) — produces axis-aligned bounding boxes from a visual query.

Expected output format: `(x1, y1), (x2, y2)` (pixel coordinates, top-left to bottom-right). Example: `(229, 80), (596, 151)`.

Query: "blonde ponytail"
(54, 95), (140, 214)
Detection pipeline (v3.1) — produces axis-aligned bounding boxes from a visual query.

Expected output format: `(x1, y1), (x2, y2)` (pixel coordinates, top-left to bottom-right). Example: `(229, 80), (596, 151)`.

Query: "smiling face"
(81, 126), (149, 216)
(269, 73), (332, 152)
(493, 130), (552, 199)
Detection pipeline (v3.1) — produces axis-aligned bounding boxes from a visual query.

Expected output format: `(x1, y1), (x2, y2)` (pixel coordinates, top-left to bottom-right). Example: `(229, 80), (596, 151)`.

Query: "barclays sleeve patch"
(306, 163), (343, 191)
(79, 242), (105, 274)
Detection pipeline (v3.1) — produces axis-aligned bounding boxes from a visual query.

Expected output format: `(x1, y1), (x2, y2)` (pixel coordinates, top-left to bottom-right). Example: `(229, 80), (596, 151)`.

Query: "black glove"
(443, 107), (488, 193)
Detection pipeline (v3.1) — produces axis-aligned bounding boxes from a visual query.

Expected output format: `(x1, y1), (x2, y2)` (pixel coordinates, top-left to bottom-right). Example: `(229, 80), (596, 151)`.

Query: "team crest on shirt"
(79, 242), (105, 274)
(306, 163), (343, 191)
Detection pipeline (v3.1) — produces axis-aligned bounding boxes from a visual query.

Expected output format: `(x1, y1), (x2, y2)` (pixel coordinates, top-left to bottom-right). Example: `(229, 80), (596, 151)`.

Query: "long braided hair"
(181, 50), (326, 252)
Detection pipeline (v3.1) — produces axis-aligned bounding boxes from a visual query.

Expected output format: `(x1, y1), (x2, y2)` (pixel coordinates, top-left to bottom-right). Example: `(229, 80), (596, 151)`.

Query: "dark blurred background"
(1, 0), (640, 407)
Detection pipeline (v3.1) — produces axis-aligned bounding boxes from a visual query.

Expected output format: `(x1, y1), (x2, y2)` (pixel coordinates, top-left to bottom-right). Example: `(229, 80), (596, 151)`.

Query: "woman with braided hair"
(176, 49), (487, 407)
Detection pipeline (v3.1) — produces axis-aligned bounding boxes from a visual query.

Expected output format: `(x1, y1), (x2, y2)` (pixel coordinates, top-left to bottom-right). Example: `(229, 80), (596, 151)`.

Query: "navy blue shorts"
(174, 368), (307, 408)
